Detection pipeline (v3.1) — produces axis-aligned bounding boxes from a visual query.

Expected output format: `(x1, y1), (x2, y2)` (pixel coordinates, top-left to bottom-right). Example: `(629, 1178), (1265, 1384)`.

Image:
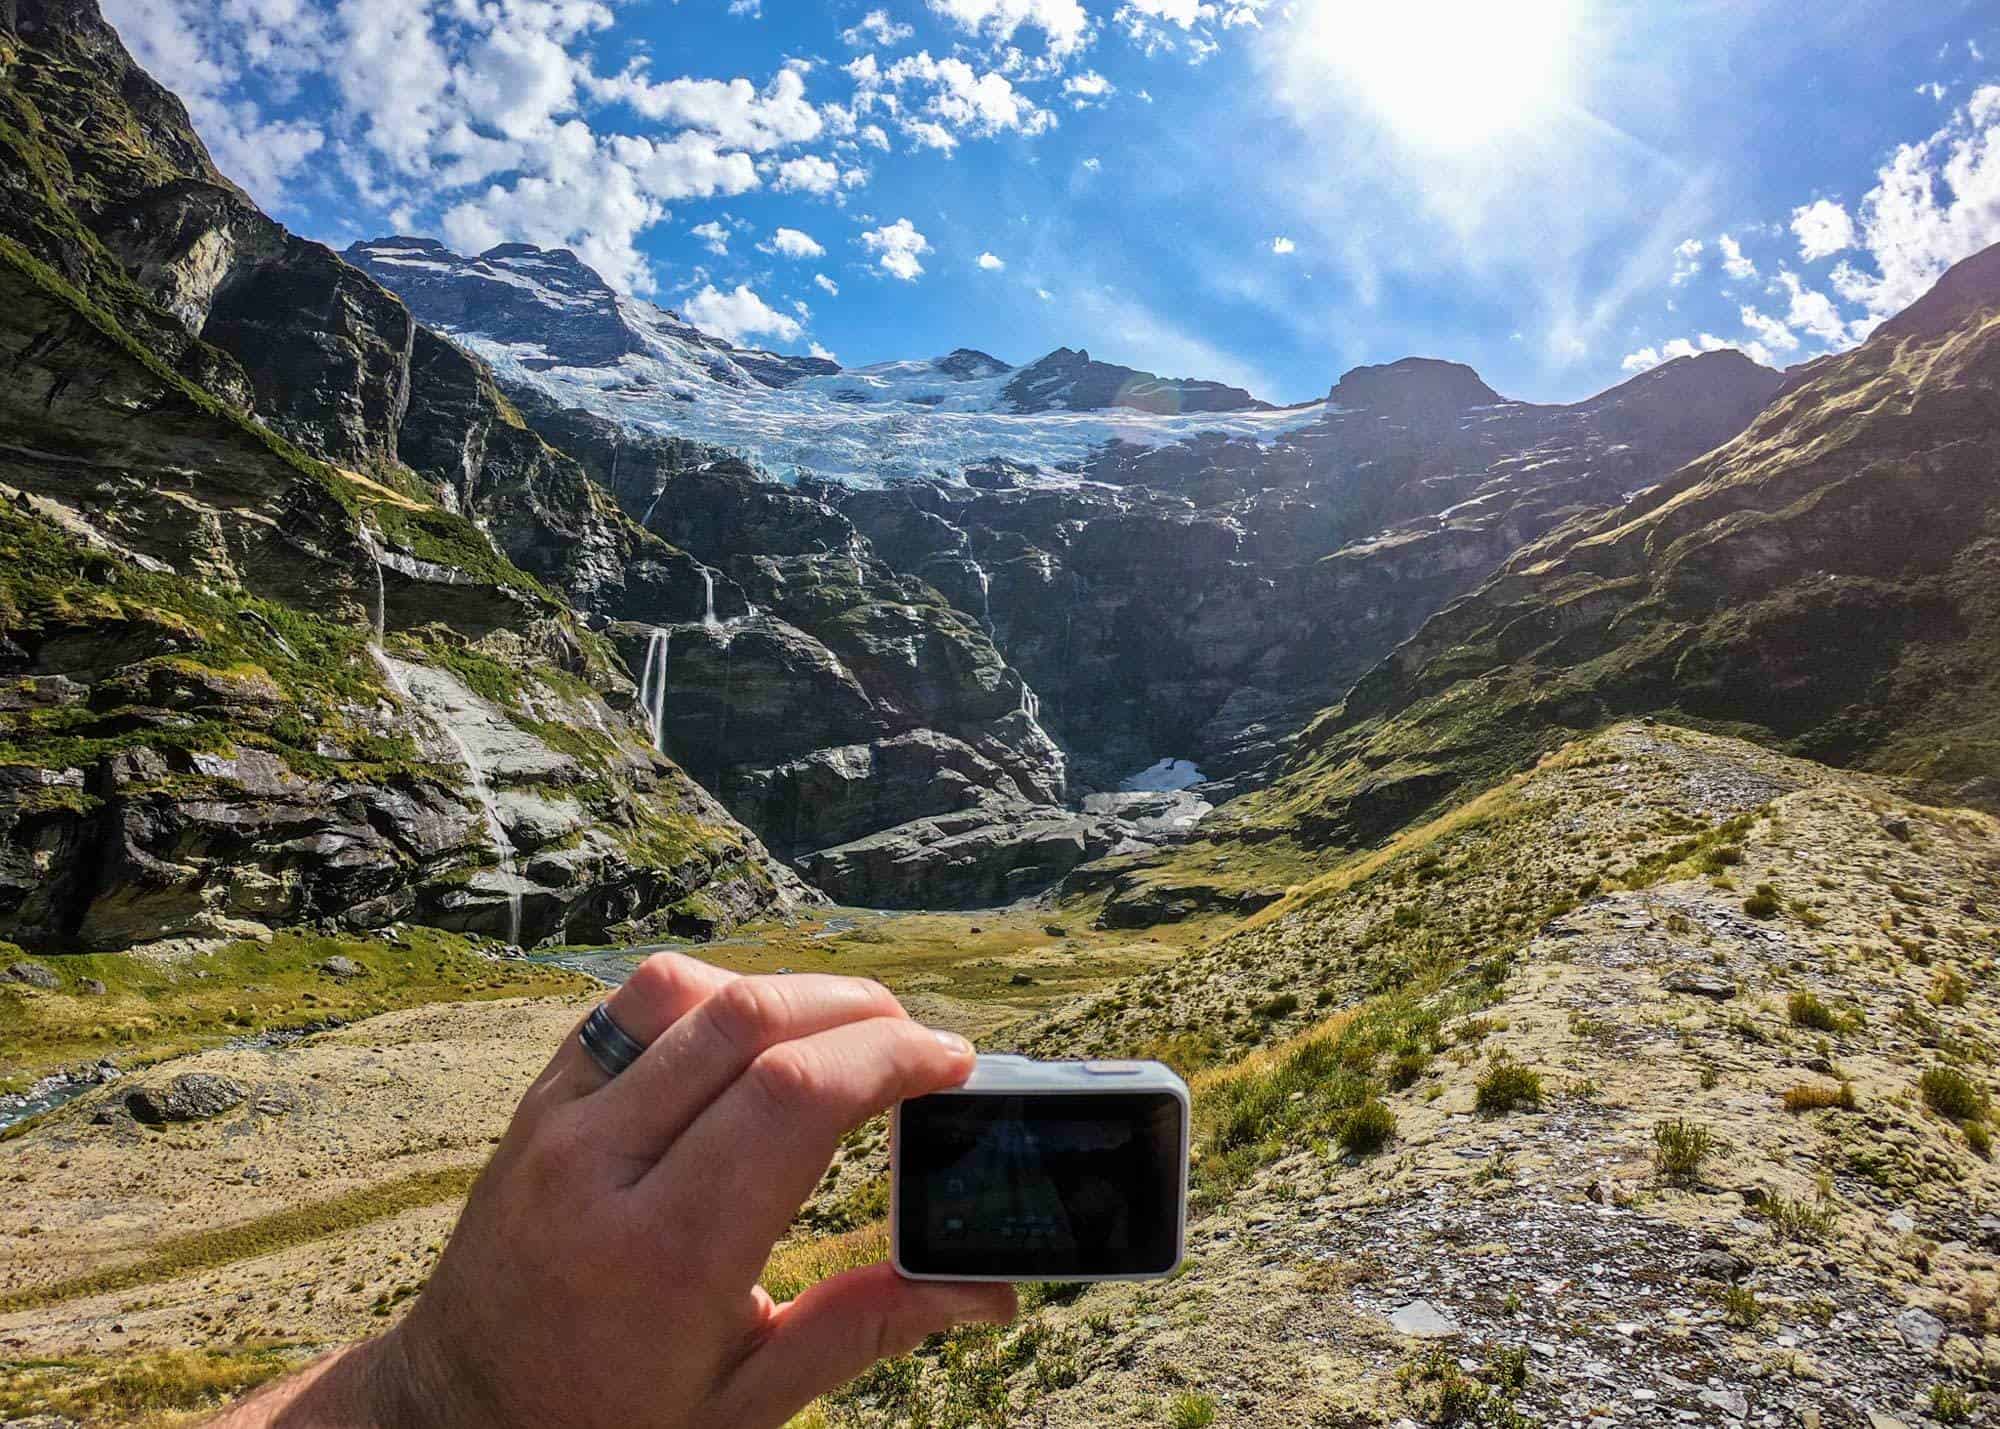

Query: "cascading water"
(359, 522), (524, 947)
(971, 559), (992, 632)
(358, 523), (388, 641)
(636, 627), (672, 753)
(441, 723), (523, 948)
(701, 567), (721, 630)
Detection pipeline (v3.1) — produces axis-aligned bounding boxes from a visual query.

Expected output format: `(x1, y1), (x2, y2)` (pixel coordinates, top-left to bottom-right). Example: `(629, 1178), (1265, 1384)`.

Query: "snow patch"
(1121, 758), (1207, 793)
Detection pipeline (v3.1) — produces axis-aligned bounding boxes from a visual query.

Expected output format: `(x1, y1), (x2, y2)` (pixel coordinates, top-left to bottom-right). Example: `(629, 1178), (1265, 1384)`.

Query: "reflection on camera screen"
(897, 1092), (1183, 1278)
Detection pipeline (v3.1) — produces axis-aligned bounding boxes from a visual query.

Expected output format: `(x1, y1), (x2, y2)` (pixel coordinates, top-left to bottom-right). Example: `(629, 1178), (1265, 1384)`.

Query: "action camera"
(891, 1055), (1191, 1282)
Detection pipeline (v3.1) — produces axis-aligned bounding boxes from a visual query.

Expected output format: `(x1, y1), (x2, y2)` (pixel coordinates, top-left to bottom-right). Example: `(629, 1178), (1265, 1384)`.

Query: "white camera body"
(891, 1055), (1191, 1283)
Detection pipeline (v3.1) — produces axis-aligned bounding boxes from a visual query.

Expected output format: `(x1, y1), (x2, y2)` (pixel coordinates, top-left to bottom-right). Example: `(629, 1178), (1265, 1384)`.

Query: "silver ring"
(579, 1003), (646, 1081)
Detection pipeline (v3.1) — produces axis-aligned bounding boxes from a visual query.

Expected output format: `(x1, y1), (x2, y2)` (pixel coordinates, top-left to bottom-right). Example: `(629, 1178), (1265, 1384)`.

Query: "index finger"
(636, 1016), (974, 1290)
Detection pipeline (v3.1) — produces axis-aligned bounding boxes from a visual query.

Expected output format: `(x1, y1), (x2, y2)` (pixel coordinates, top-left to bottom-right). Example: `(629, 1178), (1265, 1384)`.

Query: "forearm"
(203, 1330), (428, 1428)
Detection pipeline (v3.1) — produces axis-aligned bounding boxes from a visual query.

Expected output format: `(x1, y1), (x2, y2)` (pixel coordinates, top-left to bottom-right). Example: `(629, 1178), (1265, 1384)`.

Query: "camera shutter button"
(1082, 1060), (1144, 1075)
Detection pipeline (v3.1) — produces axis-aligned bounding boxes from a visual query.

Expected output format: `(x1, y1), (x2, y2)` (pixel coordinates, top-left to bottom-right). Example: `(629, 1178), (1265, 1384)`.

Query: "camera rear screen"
(896, 1092), (1184, 1278)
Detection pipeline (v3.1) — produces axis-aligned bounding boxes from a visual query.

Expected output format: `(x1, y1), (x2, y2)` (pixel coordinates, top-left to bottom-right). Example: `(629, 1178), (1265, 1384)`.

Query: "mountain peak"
(1872, 240), (2000, 344)
(934, 348), (1012, 379)
(1329, 358), (1503, 414)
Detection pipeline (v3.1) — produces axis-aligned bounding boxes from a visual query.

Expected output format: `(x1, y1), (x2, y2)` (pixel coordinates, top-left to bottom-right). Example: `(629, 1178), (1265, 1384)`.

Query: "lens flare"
(1290, 0), (1586, 151)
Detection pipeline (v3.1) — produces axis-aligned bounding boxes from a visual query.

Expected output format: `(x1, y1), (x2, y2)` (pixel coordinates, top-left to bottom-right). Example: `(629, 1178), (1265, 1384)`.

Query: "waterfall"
(636, 627), (671, 753)
(971, 559), (992, 632)
(642, 483), (666, 529)
(1021, 685), (1041, 722)
(357, 523), (388, 641)
(701, 567), (721, 629)
(366, 645), (523, 948)
(439, 723), (523, 948)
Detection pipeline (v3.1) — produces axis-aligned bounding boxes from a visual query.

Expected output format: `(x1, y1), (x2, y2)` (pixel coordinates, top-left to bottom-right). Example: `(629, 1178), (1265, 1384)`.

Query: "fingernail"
(932, 1029), (972, 1057)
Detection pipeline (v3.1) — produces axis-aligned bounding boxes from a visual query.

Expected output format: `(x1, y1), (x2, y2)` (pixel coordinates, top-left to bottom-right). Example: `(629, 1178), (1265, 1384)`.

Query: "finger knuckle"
(624, 952), (692, 1004)
(711, 976), (789, 1054)
(747, 1040), (824, 1112)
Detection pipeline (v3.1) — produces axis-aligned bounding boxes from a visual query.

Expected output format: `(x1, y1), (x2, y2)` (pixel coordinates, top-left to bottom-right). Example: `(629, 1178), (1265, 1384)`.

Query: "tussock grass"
(1920, 1065), (1990, 1123)
(1474, 1057), (1543, 1117)
(1782, 1082), (1858, 1113)
(0, 1166), (481, 1315)
(0, 1345), (299, 1426)
(761, 1223), (890, 1305)
(1652, 1119), (1715, 1185)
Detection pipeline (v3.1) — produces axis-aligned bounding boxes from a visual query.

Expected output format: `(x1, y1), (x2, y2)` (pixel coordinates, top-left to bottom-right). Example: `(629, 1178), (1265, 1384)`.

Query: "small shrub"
(1168, 1391), (1218, 1428)
(1929, 1385), (1974, 1426)
(1254, 992), (1301, 1021)
(1339, 1099), (1398, 1157)
(1722, 1285), (1762, 1328)
(1744, 885), (1782, 919)
(1703, 845), (1744, 872)
(1787, 992), (1844, 1033)
(1929, 969), (1970, 1008)
(1653, 1119), (1715, 1186)
(1760, 1191), (1838, 1243)
(1921, 1066), (1989, 1123)
(1782, 1082), (1858, 1114)
(1967, 1121), (1993, 1160)
(1475, 1058), (1543, 1117)
(1389, 1050), (1431, 1089)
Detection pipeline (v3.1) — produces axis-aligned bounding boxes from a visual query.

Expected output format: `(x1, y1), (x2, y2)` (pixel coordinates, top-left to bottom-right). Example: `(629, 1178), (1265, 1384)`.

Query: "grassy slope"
(0, 929), (591, 1096)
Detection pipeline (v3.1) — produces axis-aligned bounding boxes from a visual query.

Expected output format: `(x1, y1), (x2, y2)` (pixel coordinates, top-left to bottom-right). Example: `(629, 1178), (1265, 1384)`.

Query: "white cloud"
(1271, 236), (1296, 255)
(924, 0), (1092, 58)
(1917, 81), (1950, 104)
(691, 220), (731, 255)
(814, 273), (841, 295)
(1113, 0), (1268, 59)
(1777, 271), (1848, 347)
(1791, 199), (1856, 262)
(682, 283), (804, 345)
(860, 218), (932, 281)
(977, 251), (1006, 270)
(809, 340), (838, 361)
(1738, 304), (1801, 354)
(1717, 233), (1756, 281)
(763, 227), (826, 259)
(1670, 237), (1704, 287)
(1822, 85), (2000, 322)
(103, 0), (857, 296)
(843, 9), (915, 47)
(584, 65), (822, 152)
(1062, 69), (1115, 108)
(773, 154), (842, 194)
(100, 0), (329, 208)
(1619, 331), (1759, 374)
(860, 51), (1057, 151)
(1082, 155), (1101, 171)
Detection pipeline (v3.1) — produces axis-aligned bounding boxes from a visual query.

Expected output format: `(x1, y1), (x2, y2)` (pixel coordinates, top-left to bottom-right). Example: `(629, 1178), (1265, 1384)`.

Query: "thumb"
(717, 1261), (1017, 1427)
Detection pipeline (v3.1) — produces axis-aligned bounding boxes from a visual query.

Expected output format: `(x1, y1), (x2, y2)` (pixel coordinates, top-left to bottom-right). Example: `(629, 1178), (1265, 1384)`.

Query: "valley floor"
(2, 727), (1997, 1429)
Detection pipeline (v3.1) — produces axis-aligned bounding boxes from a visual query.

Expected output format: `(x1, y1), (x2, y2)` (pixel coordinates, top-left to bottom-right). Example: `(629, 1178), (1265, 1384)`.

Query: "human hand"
(213, 955), (1015, 1427)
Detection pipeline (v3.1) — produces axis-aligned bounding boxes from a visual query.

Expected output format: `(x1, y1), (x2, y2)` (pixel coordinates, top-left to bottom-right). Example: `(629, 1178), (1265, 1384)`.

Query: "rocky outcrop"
(1000, 347), (1271, 415)
(1246, 240), (2000, 849)
(0, 1), (813, 950)
(822, 348), (1784, 794)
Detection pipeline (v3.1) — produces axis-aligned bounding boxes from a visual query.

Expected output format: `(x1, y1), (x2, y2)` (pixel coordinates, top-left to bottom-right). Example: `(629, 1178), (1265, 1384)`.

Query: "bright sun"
(1294, 0), (1587, 151)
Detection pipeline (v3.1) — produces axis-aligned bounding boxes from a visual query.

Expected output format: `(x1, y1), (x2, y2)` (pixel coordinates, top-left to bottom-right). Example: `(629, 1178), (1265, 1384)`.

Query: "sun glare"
(1294, 0), (1586, 151)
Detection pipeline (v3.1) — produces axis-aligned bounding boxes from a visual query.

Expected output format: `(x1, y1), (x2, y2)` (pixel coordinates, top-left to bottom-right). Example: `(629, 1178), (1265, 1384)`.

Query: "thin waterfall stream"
(360, 522), (524, 947)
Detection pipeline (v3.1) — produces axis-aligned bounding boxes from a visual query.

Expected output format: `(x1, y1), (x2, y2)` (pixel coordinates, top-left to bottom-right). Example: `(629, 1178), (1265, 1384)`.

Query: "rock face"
(1237, 240), (2000, 852)
(0, 0), (812, 950)
(999, 347), (1270, 415)
(824, 350), (1784, 792)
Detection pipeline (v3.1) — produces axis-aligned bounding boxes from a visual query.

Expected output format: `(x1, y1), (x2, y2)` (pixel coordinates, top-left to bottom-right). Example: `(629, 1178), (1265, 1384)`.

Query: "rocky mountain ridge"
(0, 0), (824, 949)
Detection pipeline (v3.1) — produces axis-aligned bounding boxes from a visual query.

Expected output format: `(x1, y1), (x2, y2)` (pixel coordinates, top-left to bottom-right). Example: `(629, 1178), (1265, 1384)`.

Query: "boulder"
(125, 1073), (247, 1124)
(6, 960), (59, 988)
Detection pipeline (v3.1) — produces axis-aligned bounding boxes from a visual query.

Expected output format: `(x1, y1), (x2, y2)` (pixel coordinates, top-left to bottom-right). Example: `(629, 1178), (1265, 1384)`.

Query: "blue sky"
(102, 0), (2000, 404)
